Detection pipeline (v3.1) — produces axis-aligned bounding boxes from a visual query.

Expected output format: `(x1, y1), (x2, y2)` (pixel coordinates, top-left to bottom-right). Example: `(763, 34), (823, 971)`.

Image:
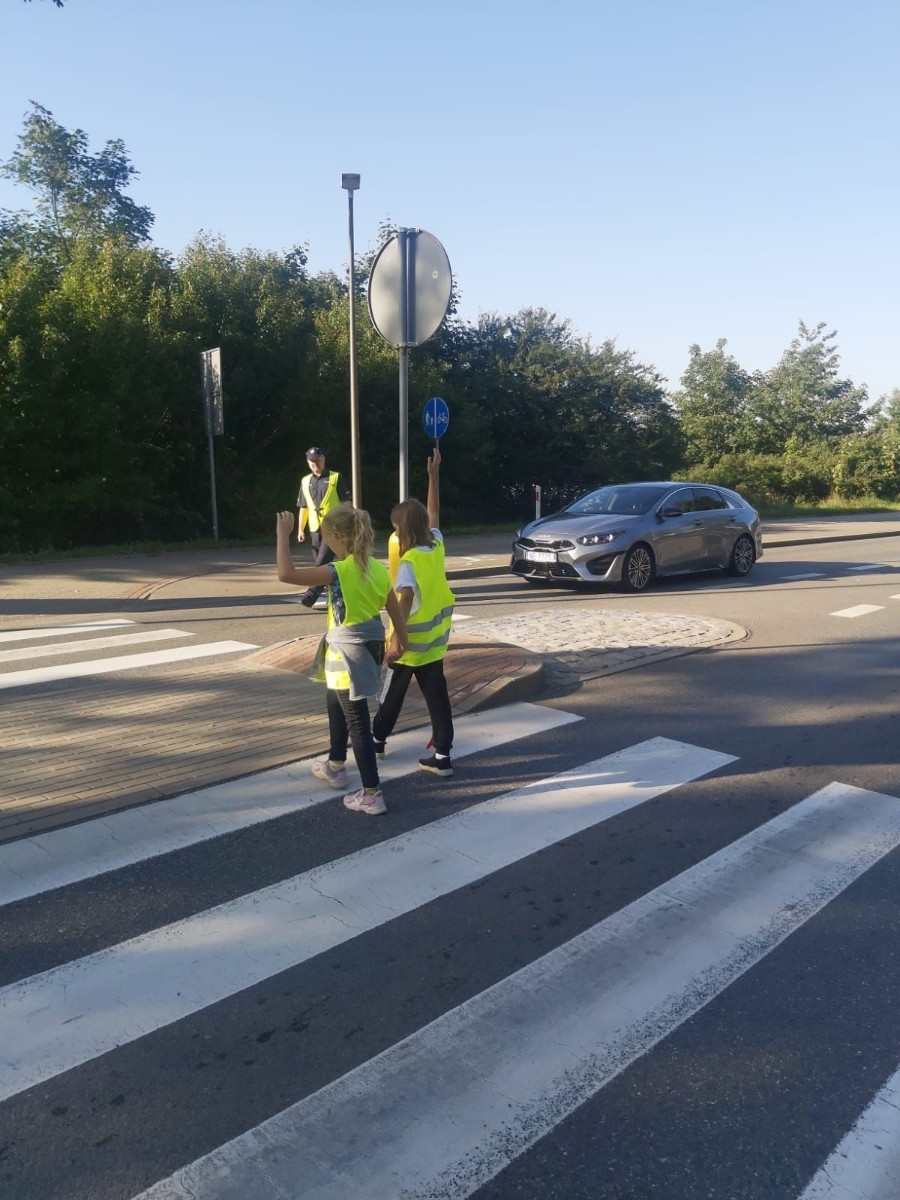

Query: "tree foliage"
(1, 107), (896, 553)
(1, 103), (153, 260)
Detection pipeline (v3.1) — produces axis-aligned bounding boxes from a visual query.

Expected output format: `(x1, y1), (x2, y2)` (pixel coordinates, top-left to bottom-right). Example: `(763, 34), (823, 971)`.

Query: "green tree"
(170, 236), (323, 536)
(0, 241), (194, 550)
(746, 321), (866, 453)
(436, 308), (679, 521)
(673, 339), (754, 468)
(1, 103), (153, 261)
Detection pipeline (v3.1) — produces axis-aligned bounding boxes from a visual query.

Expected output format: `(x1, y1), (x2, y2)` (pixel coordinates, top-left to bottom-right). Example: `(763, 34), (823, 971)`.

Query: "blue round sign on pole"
(423, 396), (450, 441)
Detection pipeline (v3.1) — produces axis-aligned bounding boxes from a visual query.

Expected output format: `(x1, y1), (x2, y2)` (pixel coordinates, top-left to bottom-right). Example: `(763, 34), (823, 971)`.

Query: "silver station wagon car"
(510, 481), (763, 592)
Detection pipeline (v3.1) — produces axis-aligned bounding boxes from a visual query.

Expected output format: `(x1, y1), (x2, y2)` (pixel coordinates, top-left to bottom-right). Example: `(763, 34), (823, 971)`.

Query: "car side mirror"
(657, 507), (681, 519)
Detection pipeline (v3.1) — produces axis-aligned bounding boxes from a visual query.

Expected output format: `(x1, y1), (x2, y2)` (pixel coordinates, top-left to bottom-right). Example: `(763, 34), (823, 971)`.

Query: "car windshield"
(566, 485), (670, 516)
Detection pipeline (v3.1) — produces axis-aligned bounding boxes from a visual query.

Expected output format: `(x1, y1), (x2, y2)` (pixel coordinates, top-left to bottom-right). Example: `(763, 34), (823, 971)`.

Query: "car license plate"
(525, 549), (557, 563)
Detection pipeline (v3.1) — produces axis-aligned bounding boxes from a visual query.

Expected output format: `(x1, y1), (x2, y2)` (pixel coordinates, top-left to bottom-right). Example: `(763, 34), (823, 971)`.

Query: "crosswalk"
(0, 617), (256, 690)
(1, 704), (899, 1199)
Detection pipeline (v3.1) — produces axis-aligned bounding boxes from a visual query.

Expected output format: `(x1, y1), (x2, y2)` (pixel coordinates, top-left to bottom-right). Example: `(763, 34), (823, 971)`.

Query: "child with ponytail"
(276, 503), (407, 815)
(373, 447), (456, 777)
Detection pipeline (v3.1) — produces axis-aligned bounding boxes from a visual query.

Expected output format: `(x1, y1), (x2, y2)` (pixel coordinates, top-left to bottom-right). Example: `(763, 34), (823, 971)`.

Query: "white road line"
(0, 703), (581, 907)
(847, 564), (887, 572)
(133, 781), (900, 1200)
(799, 1061), (900, 1199)
(0, 641), (257, 691)
(890, 594), (900, 600)
(0, 628), (191, 664)
(0, 737), (733, 1104)
(782, 572), (826, 581)
(830, 605), (885, 619)
(451, 612), (473, 621)
(0, 620), (135, 645)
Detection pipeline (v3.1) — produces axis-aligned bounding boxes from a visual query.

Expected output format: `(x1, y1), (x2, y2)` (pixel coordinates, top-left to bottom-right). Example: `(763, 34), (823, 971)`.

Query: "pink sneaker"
(342, 788), (387, 815)
(310, 759), (348, 790)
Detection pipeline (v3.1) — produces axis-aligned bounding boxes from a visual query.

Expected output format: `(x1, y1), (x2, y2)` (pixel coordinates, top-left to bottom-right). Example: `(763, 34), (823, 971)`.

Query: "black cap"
(306, 446), (325, 459)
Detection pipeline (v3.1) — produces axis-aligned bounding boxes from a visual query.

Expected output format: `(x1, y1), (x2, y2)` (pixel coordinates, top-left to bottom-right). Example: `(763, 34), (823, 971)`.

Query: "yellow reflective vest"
(300, 471), (342, 532)
(395, 541), (455, 667)
(324, 556), (391, 690)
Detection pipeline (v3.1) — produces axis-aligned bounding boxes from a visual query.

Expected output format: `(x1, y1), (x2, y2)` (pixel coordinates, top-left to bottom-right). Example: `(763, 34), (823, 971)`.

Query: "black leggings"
(326, 689), (380, 790)
(372, 659), (454, 756)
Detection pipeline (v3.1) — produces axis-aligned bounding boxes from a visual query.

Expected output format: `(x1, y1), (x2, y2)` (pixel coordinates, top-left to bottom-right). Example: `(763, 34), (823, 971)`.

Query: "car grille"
(517, 537), (575, 551)
(511, 560), (579, 579)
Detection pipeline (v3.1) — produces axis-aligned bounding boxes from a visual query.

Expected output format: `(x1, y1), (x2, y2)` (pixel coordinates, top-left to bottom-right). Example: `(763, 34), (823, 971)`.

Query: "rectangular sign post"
(200, 348), (223, 541)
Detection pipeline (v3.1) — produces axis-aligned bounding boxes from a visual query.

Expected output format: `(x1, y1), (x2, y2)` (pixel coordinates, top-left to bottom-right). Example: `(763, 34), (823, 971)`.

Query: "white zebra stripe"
(0, 736), (732, 1104)
(0, 640), (257, 690)
(133, 781), (900, 1200)
(0, 628), (190, 664)
(0, 619), (135, 644)
(0, 702), (581, 908)
(798, 1062), (900, 1199)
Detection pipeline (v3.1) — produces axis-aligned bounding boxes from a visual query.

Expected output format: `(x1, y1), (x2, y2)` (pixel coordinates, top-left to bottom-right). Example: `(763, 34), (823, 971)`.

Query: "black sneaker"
(372, 740), (386, 758)
(418, 754), (453, 778)
(299, 593), (316, 608)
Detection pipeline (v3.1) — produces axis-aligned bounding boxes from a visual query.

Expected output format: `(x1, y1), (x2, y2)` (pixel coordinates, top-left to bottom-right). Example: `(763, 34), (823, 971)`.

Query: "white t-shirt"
(394, 529), (443, 616)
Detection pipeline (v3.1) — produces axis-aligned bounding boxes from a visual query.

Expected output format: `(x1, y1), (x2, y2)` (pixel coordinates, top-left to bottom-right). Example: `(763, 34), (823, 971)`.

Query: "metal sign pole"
(346, 185), (361, 507)
(367, 227), (451, 505)
(200, 348), (223, 542)
(207, 414), (219, 541)
(398, 228), (410, 501)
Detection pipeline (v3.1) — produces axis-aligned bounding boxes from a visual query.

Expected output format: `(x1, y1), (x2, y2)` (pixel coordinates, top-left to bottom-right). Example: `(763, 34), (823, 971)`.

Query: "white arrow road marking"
(133, 781), (900, 1200)
(0, 703), (581, 907)
(0, 736), (733, 1103)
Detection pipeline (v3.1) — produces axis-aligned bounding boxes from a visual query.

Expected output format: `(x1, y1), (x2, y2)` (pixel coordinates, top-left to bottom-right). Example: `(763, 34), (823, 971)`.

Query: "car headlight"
(576, 530), (624, 546)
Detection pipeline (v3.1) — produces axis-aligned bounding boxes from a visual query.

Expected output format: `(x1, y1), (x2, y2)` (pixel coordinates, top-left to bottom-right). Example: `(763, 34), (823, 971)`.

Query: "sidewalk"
(1, 514), (898, 842)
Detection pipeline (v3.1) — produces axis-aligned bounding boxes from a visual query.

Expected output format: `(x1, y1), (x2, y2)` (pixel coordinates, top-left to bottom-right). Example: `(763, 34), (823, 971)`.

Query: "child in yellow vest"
(276, 504), (407, 815)
(373, 447), (456, 777)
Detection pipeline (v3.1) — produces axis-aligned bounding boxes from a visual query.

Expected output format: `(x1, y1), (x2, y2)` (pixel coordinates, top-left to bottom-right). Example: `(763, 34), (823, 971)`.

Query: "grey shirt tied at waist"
(309, 617), (385, 701)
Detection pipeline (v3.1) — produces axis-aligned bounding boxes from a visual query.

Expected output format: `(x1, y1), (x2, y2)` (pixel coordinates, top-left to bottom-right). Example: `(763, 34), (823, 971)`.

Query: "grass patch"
(756, 497), (900, 517)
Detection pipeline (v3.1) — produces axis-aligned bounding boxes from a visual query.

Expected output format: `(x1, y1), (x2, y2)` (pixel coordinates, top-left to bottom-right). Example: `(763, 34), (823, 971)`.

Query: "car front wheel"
(726, 533), (756, 576)
(620, 543), (655, 592)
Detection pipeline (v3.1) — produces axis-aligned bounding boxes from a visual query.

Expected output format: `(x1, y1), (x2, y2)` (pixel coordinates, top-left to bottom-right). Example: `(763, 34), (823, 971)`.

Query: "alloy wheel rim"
(735, 539), (753, 572)
(629, 549), (651, 588)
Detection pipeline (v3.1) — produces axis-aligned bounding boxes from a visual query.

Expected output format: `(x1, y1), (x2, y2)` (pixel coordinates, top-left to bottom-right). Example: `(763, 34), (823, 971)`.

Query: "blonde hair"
(320, 503), (374, 575)
(391, 498), (434, 556)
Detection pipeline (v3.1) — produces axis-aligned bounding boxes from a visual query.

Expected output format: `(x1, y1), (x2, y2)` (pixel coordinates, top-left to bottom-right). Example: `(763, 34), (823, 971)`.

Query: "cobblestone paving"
(468, 607), (748, 684)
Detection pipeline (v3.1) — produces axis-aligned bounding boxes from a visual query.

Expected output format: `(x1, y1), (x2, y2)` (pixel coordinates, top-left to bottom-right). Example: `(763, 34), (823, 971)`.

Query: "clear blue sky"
(3, 0), (899, 401)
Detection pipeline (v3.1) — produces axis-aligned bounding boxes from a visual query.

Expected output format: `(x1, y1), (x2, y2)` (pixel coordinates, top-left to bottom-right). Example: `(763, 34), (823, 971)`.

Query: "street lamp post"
(341, 173), (361, 507)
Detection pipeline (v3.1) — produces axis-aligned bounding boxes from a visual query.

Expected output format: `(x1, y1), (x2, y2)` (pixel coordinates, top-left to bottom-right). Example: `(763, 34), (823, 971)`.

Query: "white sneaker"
(342, 788), (387, 815)
(310, 759), (348, 789)
(313, 595), (328, 609)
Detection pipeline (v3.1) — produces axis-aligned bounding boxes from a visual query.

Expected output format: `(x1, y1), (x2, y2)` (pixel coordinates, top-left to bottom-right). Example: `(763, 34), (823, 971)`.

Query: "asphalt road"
(2, 535), (900, 1199)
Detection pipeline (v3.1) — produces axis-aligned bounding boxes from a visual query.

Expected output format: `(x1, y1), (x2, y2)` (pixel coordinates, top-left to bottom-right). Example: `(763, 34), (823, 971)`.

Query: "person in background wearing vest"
(276, 504), (407, 816)
(296, 446), (350, 609)
(372, 447), (456, 777)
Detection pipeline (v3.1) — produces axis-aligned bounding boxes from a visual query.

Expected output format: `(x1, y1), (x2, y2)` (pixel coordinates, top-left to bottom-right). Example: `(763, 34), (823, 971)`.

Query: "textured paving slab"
(466, 607), (748, 684)
(0, 636), (544, 844)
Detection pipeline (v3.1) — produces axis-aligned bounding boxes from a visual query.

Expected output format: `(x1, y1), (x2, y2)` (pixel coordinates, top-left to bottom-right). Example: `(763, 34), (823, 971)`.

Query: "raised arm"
(426, 446), (441, 529)
(276, 512), (333, 586)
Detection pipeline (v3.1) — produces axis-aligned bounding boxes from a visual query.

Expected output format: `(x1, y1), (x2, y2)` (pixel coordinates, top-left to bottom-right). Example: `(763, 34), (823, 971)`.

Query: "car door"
(651, 487), (704, 572)
(690, 487), (734, 566)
